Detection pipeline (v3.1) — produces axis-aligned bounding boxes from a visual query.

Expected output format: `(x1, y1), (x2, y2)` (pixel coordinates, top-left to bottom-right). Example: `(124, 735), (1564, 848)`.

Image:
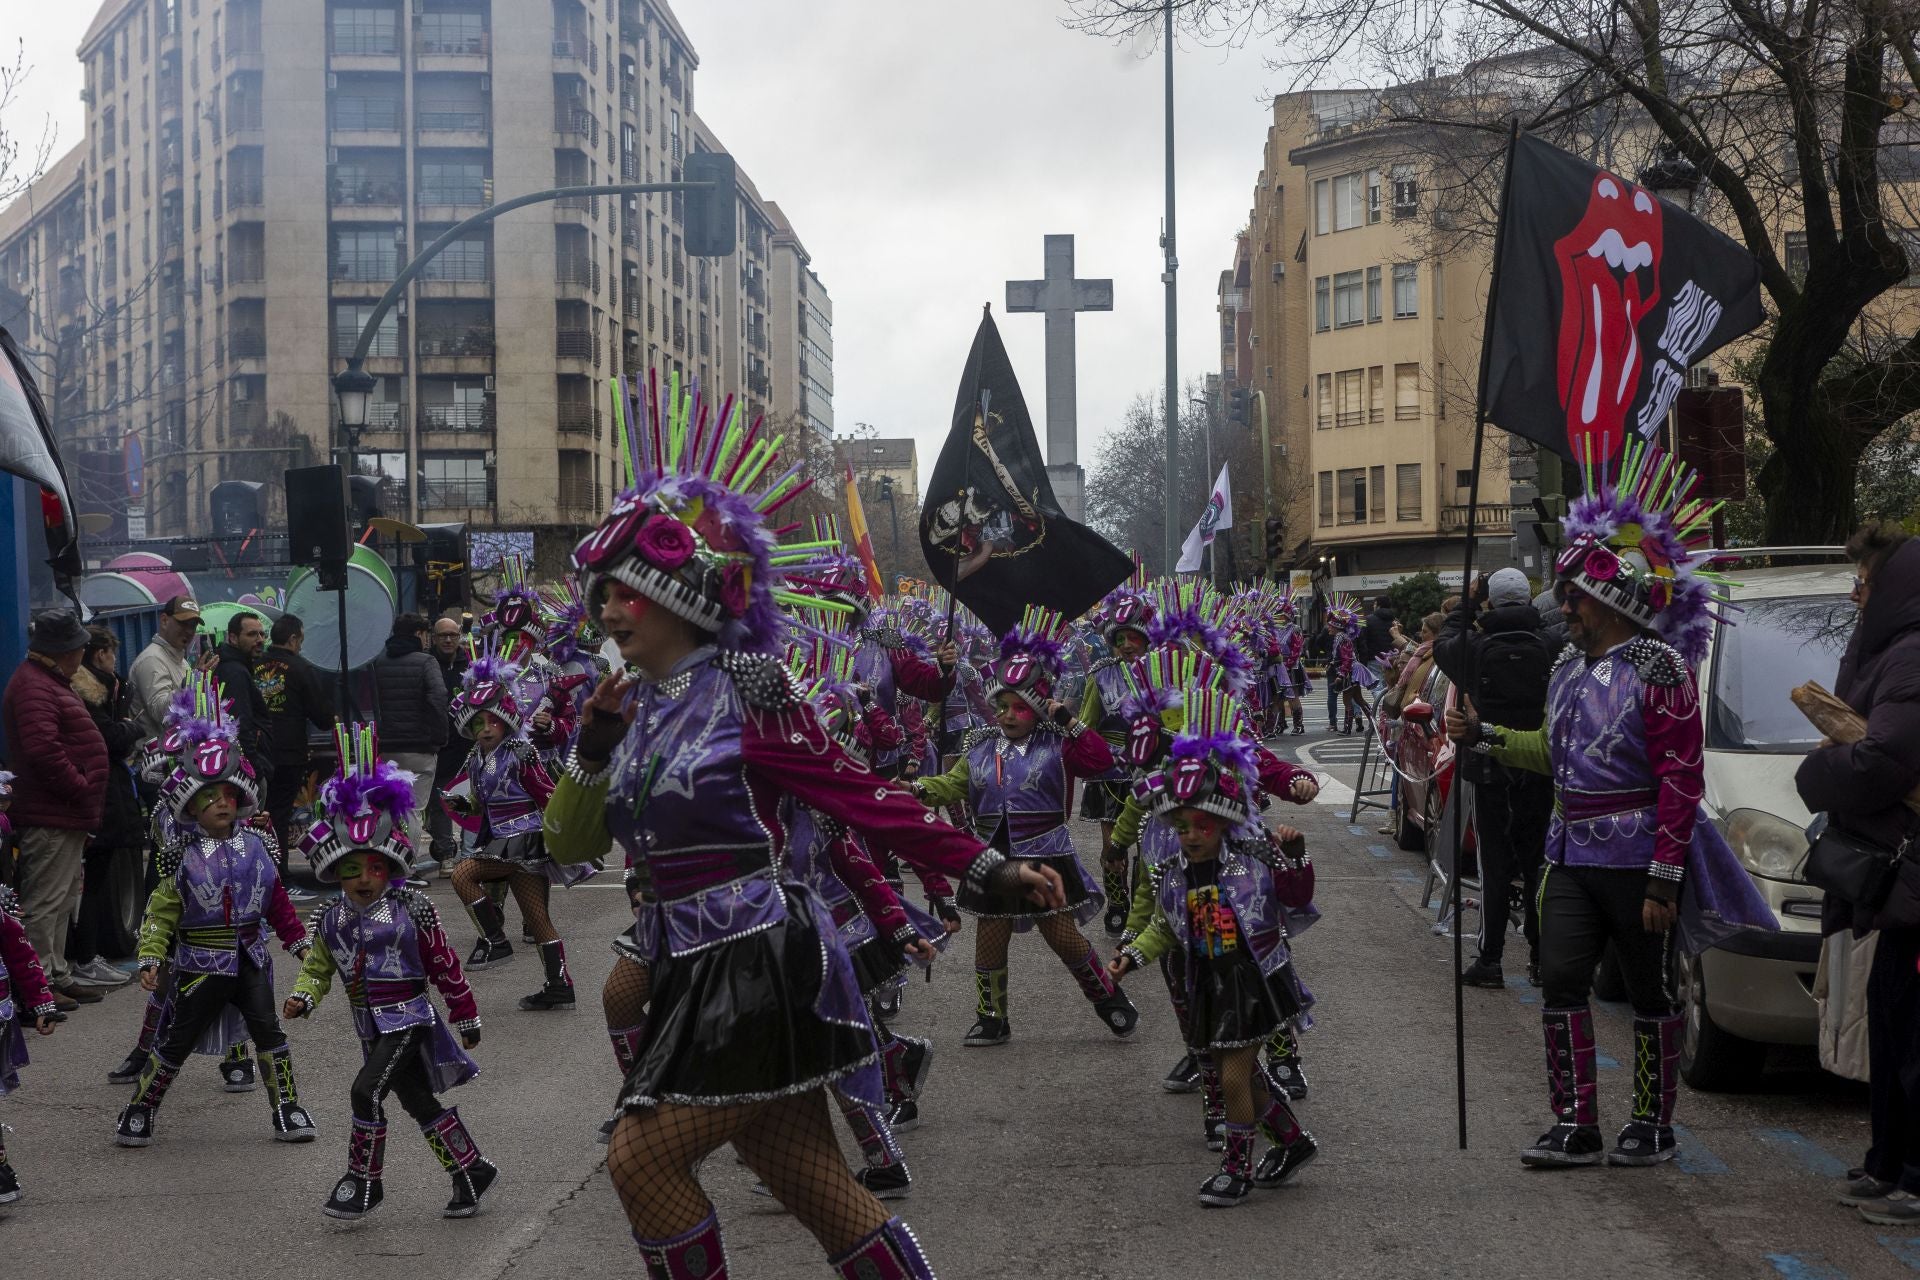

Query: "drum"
(77, 573), (159, 610)
(197, 601), (274, 644)
(283, 544), (399, 672)
(102, 553), (192, 606)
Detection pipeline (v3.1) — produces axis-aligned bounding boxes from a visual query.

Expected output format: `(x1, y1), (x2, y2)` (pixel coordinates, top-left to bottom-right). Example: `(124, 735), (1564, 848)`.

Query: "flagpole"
(1448, 115), (1522, 1153)
(1160, 0), (1180, 577)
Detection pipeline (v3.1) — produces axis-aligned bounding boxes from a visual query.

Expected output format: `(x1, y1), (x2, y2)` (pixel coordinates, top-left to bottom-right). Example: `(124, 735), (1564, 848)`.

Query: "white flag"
(1175, 463), (1233, 573)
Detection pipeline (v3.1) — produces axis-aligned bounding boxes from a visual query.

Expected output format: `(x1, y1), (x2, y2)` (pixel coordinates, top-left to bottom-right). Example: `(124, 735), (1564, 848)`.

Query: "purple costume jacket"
(1082, 659), (1136, 784)
(137, 831), (307, 977)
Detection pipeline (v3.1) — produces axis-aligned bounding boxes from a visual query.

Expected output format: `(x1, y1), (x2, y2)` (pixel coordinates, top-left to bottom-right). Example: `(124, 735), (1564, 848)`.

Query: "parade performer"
(1278, 590), (1310, 737)
(539, 578), (611, 750)
(1446, 444), (1775, 1169)
(916, 605), (1139, 1047)
(443, 640), (584, 1010)
(288, 725), (496, 1221)
(1325, 595), (1377, 733)
(1081, 576), (1156, 936)
(937, 617), (994, 768)
(542, 372), (1063, 1278)
(0, 881), (58, 1208)
(115, 736), (314, 1148)
(109, 677), (263, 1092)
(1110, 684), (1320, 1206)
(840, 596), (959, 780)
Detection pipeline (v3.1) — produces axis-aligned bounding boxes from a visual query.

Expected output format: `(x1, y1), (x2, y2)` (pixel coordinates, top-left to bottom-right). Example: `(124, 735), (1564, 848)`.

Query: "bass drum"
(283, 544), (398, 671)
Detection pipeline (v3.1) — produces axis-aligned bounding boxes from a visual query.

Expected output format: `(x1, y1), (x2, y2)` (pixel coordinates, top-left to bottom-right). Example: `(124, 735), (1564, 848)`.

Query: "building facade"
(0, 0), (832, 545)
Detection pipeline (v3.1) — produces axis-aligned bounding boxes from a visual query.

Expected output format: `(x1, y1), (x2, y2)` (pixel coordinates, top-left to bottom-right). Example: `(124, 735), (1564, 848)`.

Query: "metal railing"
(419, 250), (490, 283)
(227, 105), (265, 134)
(229, 329), (268, 359)
(557, 403), (599, 434)
(417, 327), (495, 357)
(555, 258), (599, 290)
(558, 476), (601, 510)
(227, 177), (265, 208)
(554, 106), (599, 141)
(331, 28), (399, 56)
(331, 251), (400, 282)
(420, 479), (491, 509)
(418, 108), (488, 133)
(332, 99), (402, 131)
(417, 185), (489, 208)
(416, 28), (489, 56)
(420, 401), (493, 431)
(556, 328), (597, 361)
(332, 179), (404, 206)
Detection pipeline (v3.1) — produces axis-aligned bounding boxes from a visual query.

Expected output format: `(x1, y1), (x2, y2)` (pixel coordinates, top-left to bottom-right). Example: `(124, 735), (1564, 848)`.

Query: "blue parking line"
(1766, 1254), (1849, 1279)
(1595, 1051), (1619, 1069)
(1670, 1124), (1730, 1175)
(1754, 1128), (1851, 1180)
(1500, 975), (1539, 1006)
(1877, 1238), (1920, 1271)
(1389, 868), (1421, 885)
(1367, 844), (1393, 859)
(1347, 825), (1368, 837)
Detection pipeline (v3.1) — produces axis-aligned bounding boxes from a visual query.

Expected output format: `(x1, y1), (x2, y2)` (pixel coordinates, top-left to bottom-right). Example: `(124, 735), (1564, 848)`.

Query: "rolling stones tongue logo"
(1554, 174), (1664, 461)
(1127, 714), (1162, 767)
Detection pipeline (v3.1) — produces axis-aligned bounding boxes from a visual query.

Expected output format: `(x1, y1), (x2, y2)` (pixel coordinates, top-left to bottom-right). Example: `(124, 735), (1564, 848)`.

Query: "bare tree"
(1070, 0), (1920, 542)
(0, 42), (55, 212)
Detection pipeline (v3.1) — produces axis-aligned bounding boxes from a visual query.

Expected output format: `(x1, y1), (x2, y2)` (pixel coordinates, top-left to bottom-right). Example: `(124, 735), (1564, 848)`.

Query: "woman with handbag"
(1796, 522), (1920, 1226)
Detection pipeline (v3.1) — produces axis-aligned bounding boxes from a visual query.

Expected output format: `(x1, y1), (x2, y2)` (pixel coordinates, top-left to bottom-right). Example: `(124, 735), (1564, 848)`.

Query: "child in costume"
(1325, 594), (1378, 733)
(916, 606), (1138, 1047)
(111, 677), (265, 1092)
(1082, 575), (1156, 936)
(0, 879), (59, 1208)
(443, 640), (583, 1011)
(288, 725), (496, 1221)
(116, 737), (314, 1148)
(1111, 685), (1320, 1206)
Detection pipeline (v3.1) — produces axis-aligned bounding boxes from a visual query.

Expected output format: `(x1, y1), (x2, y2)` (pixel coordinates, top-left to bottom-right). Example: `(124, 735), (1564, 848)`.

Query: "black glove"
(573, 708), (628, 763)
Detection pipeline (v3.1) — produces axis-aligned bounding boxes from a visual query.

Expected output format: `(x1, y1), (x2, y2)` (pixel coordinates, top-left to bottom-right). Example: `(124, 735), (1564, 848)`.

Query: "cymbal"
(366, 516), (427, 543)
(78, 513), (114, 535)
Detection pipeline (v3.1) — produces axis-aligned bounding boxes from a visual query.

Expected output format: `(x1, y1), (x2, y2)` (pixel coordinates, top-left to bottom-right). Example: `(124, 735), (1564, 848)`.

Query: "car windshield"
(1706, 594), (1856, 752)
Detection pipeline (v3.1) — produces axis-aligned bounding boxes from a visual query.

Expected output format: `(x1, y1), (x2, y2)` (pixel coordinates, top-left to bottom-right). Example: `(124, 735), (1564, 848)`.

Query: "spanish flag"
(843, 463), (885, 601)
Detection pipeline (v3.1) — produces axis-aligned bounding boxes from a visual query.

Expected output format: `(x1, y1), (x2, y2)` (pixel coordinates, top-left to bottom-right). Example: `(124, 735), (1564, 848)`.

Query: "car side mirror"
(1403, 699), (1434, 724)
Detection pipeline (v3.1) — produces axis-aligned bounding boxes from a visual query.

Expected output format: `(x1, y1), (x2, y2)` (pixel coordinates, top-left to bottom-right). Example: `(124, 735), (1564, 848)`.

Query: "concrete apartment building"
(835, 434), (917, 580)
(0, 0), (832, 546)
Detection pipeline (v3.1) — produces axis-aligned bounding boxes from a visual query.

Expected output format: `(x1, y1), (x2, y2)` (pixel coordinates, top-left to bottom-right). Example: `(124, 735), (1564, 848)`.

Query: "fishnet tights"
(450, 860), (557, 943)
(1215, 1044), (1266, 1126)
(972, 912), (1097, 971)
(607, 1089), (889, 1255)
(602, 955), (652, 1031)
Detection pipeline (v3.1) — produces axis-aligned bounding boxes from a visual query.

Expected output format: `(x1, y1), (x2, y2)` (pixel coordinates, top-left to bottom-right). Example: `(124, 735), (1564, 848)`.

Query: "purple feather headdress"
(1141, 685), (1263, 835)
(1147, 582), (1253, 695)
(162, 673), (238, 751)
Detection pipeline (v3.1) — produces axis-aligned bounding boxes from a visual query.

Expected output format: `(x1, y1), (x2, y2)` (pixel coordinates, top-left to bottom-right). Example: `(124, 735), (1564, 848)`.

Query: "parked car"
(1678, 549), (1857, 1088)
(1390, 664), (1457, 853)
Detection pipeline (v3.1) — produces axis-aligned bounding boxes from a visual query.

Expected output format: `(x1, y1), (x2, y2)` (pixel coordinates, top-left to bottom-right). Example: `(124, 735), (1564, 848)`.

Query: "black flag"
(1482, 133), (1764, 464)
(919, 310), (1131, 637)
(0, 328), (82, 595)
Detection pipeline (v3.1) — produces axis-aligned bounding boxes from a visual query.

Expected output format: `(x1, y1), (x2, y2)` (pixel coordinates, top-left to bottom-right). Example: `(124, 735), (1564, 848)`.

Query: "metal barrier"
(1346, 713), (1397, 825)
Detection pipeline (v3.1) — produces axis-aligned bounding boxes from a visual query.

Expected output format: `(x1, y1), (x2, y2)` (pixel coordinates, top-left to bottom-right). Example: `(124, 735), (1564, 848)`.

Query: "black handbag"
(1804, 819), (1916, 911)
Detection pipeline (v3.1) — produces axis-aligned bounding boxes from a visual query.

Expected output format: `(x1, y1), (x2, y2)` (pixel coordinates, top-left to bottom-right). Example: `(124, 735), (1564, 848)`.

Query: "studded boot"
(838, 1093), (913, 1200)
(220, 1041), (257, 1092)
(108, 991), (168, 1083)
(263, 1046), (316, 1141)
(425, 1107), (498, 1217)
(964, 967), (1010, 1046)
(463, 895), (514, 969)
(1200, 1054), (1226, 1150)
(1609, 1013), (1682, 1166)
(114, 1051), (181, 1146)
(1251, 1082), (1319, 1188)
(1199, 1122), (1255, 1207)
(1520, 1006), (1604, 1167)
(634, 1209), (728, 1279)
(828, 1216), (936, 1280)
(1067, 943), (1138, 1037)
(518, 939), (577, 1011)
(1265, 1024), (1310, 1101)
(322, 1118), (386, 1219)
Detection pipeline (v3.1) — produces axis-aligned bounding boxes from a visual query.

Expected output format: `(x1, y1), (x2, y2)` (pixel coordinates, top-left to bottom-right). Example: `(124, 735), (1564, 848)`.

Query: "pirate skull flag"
(1482, 133), (1764, 464)
(920, 309), (1132, 636)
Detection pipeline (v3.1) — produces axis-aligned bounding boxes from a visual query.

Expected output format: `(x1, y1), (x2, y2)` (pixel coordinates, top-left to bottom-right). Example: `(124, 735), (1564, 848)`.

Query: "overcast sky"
(2, 2), (1281, 490)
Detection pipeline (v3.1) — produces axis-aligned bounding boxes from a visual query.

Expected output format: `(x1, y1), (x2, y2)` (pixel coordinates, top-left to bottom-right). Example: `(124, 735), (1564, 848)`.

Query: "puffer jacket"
(1798, 538), (1920, 936)
(371, 633), (450, 752)
(2, 655), (108, 830)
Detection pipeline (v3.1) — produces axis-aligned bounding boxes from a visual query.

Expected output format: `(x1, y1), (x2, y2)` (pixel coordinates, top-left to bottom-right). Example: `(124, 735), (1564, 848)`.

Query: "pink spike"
(761, 476), (815, 514)
(772, 521), (802, 538)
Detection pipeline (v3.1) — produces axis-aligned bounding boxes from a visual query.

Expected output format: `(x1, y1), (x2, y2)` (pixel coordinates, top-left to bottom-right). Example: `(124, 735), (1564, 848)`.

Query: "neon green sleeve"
(1124, 901), (1176, 967)
(1077, 677), (1102, 729)
(1111, 791), (1146, 850)
(293, 938), (338, 1010)
(1486, 726), (1551, 776)
(543, 774), (614, 865)
(1120, 858), (1159, 937)
(914, 756), (971, 809)
(136, 880), (183, 965)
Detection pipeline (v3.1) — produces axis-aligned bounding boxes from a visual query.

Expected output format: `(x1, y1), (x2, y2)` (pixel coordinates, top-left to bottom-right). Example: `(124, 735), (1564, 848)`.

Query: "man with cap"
(1432, 566), (1554, 988)
(129, 595), (208, 743)
(2, 612), (109, 1009)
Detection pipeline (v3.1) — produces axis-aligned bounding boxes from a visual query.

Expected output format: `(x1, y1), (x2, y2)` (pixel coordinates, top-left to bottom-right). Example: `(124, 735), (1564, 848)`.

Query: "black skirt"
(1185, 946), (1306, 1052)
(956, 851), (1097, 921)
(849, 931), (909, 997)
(617, 889), (877, 1109)
(1078, 778), (1130, 822)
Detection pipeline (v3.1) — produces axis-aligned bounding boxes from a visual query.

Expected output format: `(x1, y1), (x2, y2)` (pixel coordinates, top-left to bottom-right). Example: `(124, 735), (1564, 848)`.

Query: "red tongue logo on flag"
(1554, 174), (1664, 463)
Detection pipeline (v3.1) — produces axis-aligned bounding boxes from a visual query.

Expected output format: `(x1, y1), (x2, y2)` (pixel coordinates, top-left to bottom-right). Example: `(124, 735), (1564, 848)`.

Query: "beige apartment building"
(0, 0), (832, 546)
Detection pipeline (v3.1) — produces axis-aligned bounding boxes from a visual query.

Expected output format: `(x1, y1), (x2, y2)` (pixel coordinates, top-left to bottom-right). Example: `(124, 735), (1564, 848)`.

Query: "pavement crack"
(487, 1157), (605, 1278)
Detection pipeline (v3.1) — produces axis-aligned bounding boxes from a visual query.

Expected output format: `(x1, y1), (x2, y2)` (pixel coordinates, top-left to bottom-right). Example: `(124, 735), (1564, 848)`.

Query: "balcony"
(330, 178), (404, 217)
(555, 328), (598, 362)
(747, 372), (772, 399)
(227, 105), (265, 141)
(554, 105), (599, 145)
(420, 478), (492, 510)
(415, 27), (490, 61)
(330, 252), (399, 285)
(555, 257), (600, 295)
(331, 99), (403, 140)
(620, 88), (638, 112)
(225, 176), (265, 218)
(622, 294), (643, 320)
(229, 328), (268, 360)
(418, 326), (495, 358)
(620, 152), (641, 181)
(672, 320), (686, 350)
(420, 401), (494, 432)
(417, 108), (489, 144)
(552, 31), (597, 73)
(557, 475), (602, 513)
(553, 190), (599, 218)
(418, 252), (490, 285)
(1439, 503), (1515, 531)
(662, 64), (684, 98)
(557, 403), (599, 436)
(365, 400), (404, 431)
(417, 184), (491, 214)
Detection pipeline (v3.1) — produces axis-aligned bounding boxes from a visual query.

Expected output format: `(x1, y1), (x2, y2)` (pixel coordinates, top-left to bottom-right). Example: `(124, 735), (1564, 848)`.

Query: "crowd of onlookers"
(0, 595), (476, 1015)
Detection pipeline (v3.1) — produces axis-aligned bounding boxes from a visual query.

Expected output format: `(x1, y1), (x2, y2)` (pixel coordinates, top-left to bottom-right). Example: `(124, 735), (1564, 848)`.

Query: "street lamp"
(1638, 143), (1701, 213)
(333, 361), (376, 460)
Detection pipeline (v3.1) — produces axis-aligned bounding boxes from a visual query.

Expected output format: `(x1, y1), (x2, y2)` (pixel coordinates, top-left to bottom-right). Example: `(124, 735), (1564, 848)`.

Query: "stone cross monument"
(1005, 234), (1112, 524)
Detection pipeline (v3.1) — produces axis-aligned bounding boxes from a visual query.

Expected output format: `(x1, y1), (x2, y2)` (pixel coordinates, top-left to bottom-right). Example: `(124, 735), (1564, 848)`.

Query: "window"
(418, 160), (488, 206)
(1396, 463), (1422, 521)
(1367, 169), (1382, 224)
(1332, 270), (1364, 328)
(1392, 263), (1419, 318)
(1368, 366), (1384, 423)
(1785, 231), (1809, 284)
(331, 7), (399, 56)
(1337, 467), (1367, 524)
(330, 226), (397, 281)
(1333, 173), (1365, 231)
(333, 302), (399, 356)
(1315, 373), (1333, 429)
(1455, 469), (1474, 490)
(1313, 179), (1330, 234)
(1335, 369), (1364, 427)
(1394, 363), (1420, 420)
(1314, 276), (1330, 332)
(1318, 471), (1333, 527)
(1369, 466), (1386, 523)
(420, 453), (490, 508)
(1392, 164), (1419, 216)
(1365, 266), (1381, 324)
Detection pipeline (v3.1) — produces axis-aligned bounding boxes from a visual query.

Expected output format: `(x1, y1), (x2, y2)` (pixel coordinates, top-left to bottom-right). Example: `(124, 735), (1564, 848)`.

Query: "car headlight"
(1723, 807), (1810, 883)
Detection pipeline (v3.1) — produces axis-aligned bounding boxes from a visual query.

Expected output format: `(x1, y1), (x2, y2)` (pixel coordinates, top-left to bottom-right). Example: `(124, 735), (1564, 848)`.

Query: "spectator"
(2, 612), (109, 1011)
(213, 608), (274, 790)
(1359, 596), (1398, 673)
(1534, 587), (1571, 653)
(127, 595), (203, 742)
(1433, 567), (1555, 988)
(1796, 523), (1920, 1225)
(67, 628), (141, 985)
(427, 613), (469, 872)
(253, 613), (336, 855)
(371, 613), (450, 872)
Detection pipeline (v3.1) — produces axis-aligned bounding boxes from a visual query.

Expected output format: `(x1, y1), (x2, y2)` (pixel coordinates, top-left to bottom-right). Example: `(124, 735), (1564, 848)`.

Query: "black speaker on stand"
(285, 464), (355, 717)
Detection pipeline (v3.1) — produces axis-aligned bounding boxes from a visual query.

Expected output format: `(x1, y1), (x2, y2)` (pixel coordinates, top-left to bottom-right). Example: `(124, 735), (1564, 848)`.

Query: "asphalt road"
(1, 727), (1906, 1279)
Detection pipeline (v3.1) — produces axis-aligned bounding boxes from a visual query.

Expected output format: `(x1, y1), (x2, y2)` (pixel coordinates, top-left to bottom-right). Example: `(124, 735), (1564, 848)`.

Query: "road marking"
(1595, 1051), (1620, 1070)
(1367, 844), (1393, 859)
(1875, 1237), (1920, 1271)
(1670, 1124), (1731, 1175)
(1754, 1128), (1851, 1180)
(1501, 975), (1539, 1006)
(1765, 1253), (1850, 1279)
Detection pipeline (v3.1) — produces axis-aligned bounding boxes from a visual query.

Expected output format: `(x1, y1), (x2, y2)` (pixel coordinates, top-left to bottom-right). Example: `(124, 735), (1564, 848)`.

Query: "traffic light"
(210, 480), (265, 537)
(683, 151), (737, 257)
(1263, 516), (1285, 564)
(1229, 388), (1252, 427)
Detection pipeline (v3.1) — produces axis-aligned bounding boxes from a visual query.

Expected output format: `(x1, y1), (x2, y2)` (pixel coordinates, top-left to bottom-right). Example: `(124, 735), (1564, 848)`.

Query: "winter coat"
(72, 665), (144, 850)
(1533, 590), (1571, 654)
(213, 642), (274, 788)
(2, 655), (108, 831)
(434, 651), (469, 784)
(253, 644), (335, 769)
(127, 633), (191, 741)
(1798, 538), (1920, 936)
(1359, 607), (1397, 666)
(1433, 598), (1552, 782)
(371, 634), (450, 753)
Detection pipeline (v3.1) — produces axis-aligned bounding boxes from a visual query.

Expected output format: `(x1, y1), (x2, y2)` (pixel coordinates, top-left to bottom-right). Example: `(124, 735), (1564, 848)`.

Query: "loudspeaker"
(285, 465), (350, 584)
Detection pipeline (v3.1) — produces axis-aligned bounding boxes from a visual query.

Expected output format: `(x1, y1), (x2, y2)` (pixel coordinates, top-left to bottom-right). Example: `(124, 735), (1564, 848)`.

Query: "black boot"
(220, 1043), (257, 1093)
(518, 940), (577, 1011)
(323, 1119), (386, 1219)
(464, 896), (514, 970)
(1609, 1014), (1681, 1166)
(1521, 1007), (1604, 1168)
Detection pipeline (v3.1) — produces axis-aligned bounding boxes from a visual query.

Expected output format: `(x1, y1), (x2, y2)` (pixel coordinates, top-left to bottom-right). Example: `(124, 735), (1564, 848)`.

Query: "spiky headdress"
(985, 605), (1071, 717)
(786, 627), (867, 754)
(1145, 580), (1254, 694)
(157, 674), (259, 822)
(485, 552), (543, 638)
(1113, 648), (1231, 769)
(1323, 593), (1366, 638)
(572, 371), (842, 653)
(1556, 441), (1734, 664)
(539, 579), (602, 663)
(452, 634), (530, 737)
(301, 724), (416, 882)
(159, 671), (238, 757)
(1135, 684), (1261, 834)
(1097, 564), (1157, 644)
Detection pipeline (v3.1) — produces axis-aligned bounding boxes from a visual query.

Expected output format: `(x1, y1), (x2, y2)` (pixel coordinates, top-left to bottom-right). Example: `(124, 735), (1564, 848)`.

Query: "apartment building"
(0, 0), (832, 544)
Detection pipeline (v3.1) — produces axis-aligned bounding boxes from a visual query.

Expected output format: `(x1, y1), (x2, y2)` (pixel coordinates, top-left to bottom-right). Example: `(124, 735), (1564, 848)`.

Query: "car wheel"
(1591, 944), (1628, 1002)
(1678, 951), (1762, 1091)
